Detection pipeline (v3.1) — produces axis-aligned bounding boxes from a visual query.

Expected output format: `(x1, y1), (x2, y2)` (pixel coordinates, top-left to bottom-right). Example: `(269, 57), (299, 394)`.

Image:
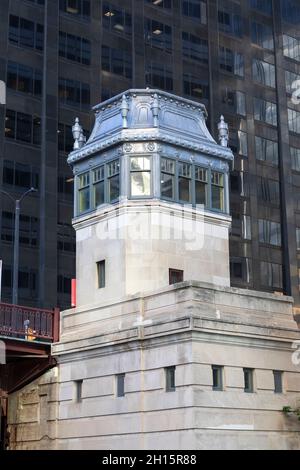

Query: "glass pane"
(161, 173), (174, 199)
(109, 174), (119, 201)
(179, 177), (191, 202)
(130, 156), (150, 171)
(79, 187), (90, 212)
(131, 172), (151, 197)
(212, 185), (224, 210)
(195, 180), (206, 205)
(94, 181), (104, 206)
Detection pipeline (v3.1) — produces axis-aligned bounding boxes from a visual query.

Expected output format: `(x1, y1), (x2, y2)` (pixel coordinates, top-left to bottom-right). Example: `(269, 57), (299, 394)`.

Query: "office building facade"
(0, 0), (300, 308)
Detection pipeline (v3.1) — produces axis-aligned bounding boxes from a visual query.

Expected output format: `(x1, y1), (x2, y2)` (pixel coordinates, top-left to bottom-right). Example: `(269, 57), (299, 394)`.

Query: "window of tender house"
(244, 368), (254, 393)
(178, 162), (192, 203)
(211, 171), (224, 211)
(130, 157), (151, 197)
(165, 366), (176, 392)
(273, 370), (283, 394)
(97, 260), (105, 289)
(78, 172), (90, 213)
(75, 379), (83, 402)
(93, 165), (105, 207)
(116, 373), (125, 397)
(169, 269), (184, 285)
(212, 365), (223, 391)
(107, 159), (120, 202)
(195, 166), (207, 207)
(161, 158), (175, 200)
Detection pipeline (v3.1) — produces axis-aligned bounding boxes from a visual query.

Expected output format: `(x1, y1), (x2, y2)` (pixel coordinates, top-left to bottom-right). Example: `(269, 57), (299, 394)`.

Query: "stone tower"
(68, 90), (233, 306)
(7, 90), (300, 450)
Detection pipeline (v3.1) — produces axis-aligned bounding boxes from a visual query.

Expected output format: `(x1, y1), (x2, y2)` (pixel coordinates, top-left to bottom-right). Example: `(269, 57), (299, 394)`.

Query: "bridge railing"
(0, 303), (60, 342)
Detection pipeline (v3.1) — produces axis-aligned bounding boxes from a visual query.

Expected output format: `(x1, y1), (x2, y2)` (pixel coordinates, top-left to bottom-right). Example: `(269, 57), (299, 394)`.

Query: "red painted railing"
(0, 303), (60, 342)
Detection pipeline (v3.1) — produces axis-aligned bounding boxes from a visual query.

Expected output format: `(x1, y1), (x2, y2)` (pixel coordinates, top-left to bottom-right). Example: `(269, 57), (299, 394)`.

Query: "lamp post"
(0, 187), (37, 305)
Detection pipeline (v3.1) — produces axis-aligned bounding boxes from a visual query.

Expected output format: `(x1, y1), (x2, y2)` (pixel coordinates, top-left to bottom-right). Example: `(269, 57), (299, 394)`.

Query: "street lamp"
(0, 187), (37, 305)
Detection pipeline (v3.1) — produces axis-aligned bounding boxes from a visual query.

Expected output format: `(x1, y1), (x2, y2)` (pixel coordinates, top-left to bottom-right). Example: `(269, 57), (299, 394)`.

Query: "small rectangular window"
(244, 368), (254, 393)
(116, 373), (125, 397)
(97, 260), (105, 288)
(169, 269), (183, 285)
(273, 370), (283, 394)
(75, 379), (83, 402)
(212, 365), (223, 391)
(165, 366), (176, 392)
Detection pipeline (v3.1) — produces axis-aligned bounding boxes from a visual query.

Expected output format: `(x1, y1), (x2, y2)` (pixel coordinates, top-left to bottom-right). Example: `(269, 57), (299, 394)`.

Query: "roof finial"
(72, 117), (86, 150)
(218, 115), (229, 147)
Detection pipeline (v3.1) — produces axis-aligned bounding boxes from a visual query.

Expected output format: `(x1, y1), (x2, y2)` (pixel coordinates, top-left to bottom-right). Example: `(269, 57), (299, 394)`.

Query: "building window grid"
(59, 0), (90, 19)
(255, 136), (278, 165)
(145, 18), (172, 53)
(219, 47), (244, 78)
(7, 61), (42, 97)
(182, 32), (208, 64)
(252, 59), (276, 88)
(102, 3), (132, 37)
(59, 31), (91, 65)
(9, 15), (44, 51)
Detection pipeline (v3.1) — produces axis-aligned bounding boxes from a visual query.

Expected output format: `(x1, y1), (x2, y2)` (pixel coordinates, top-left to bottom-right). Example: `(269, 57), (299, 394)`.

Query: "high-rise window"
(291, 146), (300, 171)
(9, 15), (44, 51)
(1, 211), (39, 247)
(252, 59), (275, 88)
(59, 32), (91, 65)
(7, 61), (42, 96)
(249, 0), (272, 15)
(251, 21), (274, 50)
(102, 3), (132, 37)
(219, 47), (244, 77)
(145, 0), (172, 8)
(58, 78), (90, 109)
(258, 177), (280, 206)
(223, 90), (246, 116)
(5, 110), (41, 145)
(102, 46), (132, 79)
(288, 109), (300, 134)
(145, 63), (173, 91)
(259, 219), (281, 246)
(260, 262), (282, 289)
(183, 75), (209, 101)
(58, 123), (75, 153)
(57, 275), (72, 294)
(182, 33), (208, 64)
(283, 34), (300, 62)
(230, 258), (248, 281)
(218, 7), (242, 38)
(285, 70), (300, 95)
(145, 19), (172, 52)
(296, 228), (300, 250)
(59, 0), (90, 19)
(182, 0), (207, 23)
(255, 136), (278, 165)
(3, 160), (39, 189)
(254, 98), (277, 126)
(281, 0), (300, 25)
